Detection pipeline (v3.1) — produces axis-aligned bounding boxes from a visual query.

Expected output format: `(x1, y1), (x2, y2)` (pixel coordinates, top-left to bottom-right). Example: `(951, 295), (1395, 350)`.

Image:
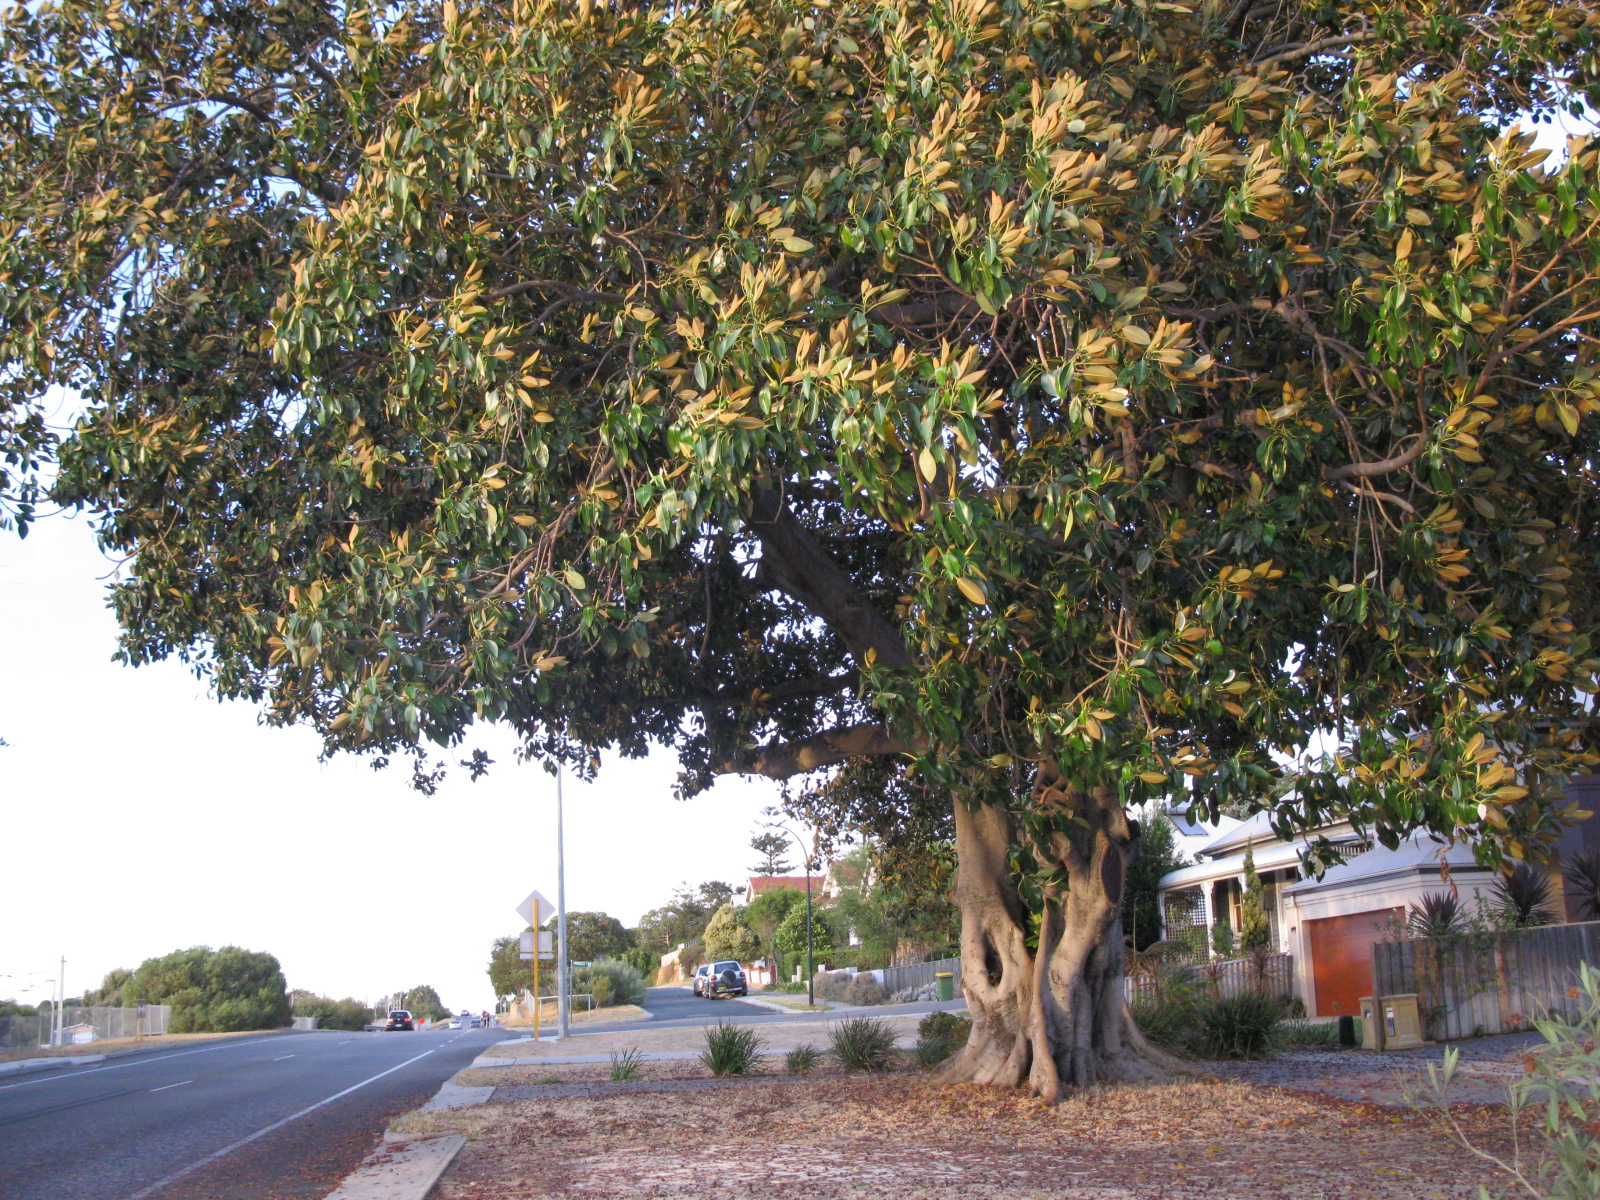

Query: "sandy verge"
(433, 1073), (1518, 1199)
(502, 1003), (649, 1031)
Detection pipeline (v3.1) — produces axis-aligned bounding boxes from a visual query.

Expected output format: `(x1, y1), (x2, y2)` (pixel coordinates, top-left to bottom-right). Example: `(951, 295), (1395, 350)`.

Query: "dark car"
(704, 960), (748, 998)
(691, 963), (712, 997)
(385, 1009), (415, 1031)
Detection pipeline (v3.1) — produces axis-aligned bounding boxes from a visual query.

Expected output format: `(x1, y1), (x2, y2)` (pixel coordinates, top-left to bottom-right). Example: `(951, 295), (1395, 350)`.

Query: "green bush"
(1131, 997), (1200, 1055)
(131, 946), (291, 1032)
(571, 959), (647, 1009)
(291, 994), (372, 1032)
(700, 1020), (764, 1076)
(829, 1017), (897, 1071)
(917, 1011), (972, 1045)
(784, 1044), (820, 1074)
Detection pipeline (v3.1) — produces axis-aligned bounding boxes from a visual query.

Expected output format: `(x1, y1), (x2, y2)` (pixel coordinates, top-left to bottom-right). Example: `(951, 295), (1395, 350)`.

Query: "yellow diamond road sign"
(515, 889), (555, 927)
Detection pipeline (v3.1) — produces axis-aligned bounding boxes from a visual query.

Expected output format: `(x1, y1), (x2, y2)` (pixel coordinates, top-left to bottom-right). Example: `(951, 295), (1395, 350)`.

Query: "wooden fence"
(1123, 952), (1294, 1004)
(1371, 920), (1600, 1041)
(872, 957), (963, 999)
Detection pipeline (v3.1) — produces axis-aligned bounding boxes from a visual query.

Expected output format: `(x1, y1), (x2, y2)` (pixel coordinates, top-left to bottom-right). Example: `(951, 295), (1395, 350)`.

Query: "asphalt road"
(0, 1025), (508, 1200)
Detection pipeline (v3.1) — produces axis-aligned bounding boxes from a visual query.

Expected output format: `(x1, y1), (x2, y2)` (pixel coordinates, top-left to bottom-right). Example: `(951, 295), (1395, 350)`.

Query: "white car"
(446, 1016), (463, 1029)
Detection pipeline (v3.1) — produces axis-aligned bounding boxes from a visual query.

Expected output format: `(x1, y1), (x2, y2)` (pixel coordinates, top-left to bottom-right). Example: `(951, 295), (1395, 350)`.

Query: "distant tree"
(748, 832), (794, 877)
(129, 946), (290, 1032)
(744, 886), (807, 961)
(1122, 814), (1187, 952)
(774, 904), (836, 968)
(636, 881), (736, 953)
(85, 967), (133, 1007)
(833, 840), (960, 966)
(1239, 849), (1270, 953)
(703, 904), (762, 963)
(541, 911), (632, 962)
(0, 999), (37, 1019)
(487, 933), (529, 1006)
(390, 984), (448, 1021)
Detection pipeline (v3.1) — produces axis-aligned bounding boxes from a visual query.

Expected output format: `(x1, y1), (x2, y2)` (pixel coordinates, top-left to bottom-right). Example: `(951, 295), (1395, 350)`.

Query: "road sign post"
(515, 889), (557, 1039)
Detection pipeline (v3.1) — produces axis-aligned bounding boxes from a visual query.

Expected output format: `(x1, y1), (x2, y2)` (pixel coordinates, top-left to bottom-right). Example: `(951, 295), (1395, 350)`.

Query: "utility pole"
(770, 821), (818, 1007)
(556, 766), (570, 1039)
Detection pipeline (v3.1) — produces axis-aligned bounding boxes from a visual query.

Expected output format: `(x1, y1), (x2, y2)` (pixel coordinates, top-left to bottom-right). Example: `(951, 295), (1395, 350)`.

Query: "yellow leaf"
(564, 568), (587, 590)
(955, 577), (988, 605)
(513, 514), (538, 527)
(918, 448), (938, 481)
(780, 236), (814, 253)
(1138, 771), (1168, 785)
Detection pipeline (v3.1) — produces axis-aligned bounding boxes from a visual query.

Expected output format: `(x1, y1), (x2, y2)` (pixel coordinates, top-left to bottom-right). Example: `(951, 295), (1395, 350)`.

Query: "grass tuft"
(784, 1043), (821, 1074)
(829, 1017), (897, 1072)
(609, 1046), (645, 1082)
(699, 1020), (764, 1076)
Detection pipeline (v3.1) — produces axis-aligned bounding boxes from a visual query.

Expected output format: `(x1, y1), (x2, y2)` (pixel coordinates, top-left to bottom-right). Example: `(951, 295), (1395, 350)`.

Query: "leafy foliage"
(547, 911), (634, 963)
(916, 1010), (973, 1068)
(774, 904), (836, 967)
(1407, 891), (1468, 938)
(1563, 849), (1600, 922)
(637, 883), (737, 955)
(571, 959), (648, 1008)
(386, 984), (449, 1021)
(829, 1016), (899, 1071)
(743, 885), (807, 961)
(700, 1019), (764, 1076)
(129, 946), (291, 1033)
(702, 903), (762, 963)
(291, 992), (374, 1031)
(610, 1046), (646, 1082)
(749, 831), (794, 876)
(1123, 812), (1187, 951)
(1405, 962), (1600, 1200)
(1491, 862), (1559, 928)
(487, 933), (529, 1004)
(1239, 847), (1270, 952)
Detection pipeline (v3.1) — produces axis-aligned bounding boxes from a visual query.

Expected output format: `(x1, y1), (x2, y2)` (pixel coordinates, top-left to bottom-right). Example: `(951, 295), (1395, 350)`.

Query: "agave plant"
(1564, 850), (1600, 923)
(1408, 892), (1466, 939)
(1492, 863), (1559, 929)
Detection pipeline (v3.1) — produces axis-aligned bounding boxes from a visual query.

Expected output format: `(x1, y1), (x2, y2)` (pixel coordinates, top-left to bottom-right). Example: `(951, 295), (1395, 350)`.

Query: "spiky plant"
(699, 1021), (764, 1076)
(828, 1017), (898, 1072)
(1565, 851), (1600, 923)
(784, 1044), (820, 1074)
(1492, 863), (1558, 929)
(609, 1046), (645, 1082)
(1408, 892), (1466, 938)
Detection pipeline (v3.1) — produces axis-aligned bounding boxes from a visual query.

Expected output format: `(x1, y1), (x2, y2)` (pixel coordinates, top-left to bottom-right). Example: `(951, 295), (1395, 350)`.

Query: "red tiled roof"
(746, 876), (815, 894)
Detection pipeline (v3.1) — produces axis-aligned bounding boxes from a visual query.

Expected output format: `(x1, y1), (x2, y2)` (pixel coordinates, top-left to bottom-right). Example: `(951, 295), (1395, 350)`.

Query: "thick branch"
(749, 484), (914, 670)
(1323, 436), (1425, 482)
(715, 723), (926, 778)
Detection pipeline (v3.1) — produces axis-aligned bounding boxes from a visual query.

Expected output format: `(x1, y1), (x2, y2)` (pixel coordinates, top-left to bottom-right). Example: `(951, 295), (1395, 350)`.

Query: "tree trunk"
(939, 763), (1189, 1102)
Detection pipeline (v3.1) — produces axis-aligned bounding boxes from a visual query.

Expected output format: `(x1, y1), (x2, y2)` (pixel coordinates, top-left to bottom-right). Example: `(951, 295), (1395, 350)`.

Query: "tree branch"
(749, 483), (913, 670)
(716, 723), (926, 778)
(1323, 436), (1425, 482)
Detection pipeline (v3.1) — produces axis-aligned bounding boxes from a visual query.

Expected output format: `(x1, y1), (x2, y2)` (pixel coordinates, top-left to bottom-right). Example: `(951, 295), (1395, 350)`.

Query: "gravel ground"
(433, 1072), (1520, 1199)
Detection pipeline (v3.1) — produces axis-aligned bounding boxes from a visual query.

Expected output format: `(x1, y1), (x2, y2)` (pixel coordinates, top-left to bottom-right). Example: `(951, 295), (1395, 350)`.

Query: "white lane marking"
(273, 1055), (295, 1061)
(337, 1040), (351, 1045)
(0, 1037), (291, 1092)
(117, 1047), (437, 1200)
(149, 1081), (192, 1093)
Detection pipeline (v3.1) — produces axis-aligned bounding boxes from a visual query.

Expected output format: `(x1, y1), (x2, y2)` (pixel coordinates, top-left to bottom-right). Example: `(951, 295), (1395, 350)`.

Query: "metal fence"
(873, 957), (963, 999)
(1124, 952), (1295, 1004)
(0, 1006), (172, 1049)
(1372, 920), (1600, 1041)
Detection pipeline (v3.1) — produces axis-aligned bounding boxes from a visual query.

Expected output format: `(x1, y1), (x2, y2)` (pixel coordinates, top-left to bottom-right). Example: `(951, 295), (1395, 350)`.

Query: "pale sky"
(0, 510), (794, 1014)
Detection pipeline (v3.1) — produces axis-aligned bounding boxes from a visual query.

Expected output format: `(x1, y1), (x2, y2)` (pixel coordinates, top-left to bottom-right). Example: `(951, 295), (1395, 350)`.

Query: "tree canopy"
(702, 901), (763, 960)
(545, 910), (634, 961)
(5, 0), (1599, 1097)
(128, 946), (291, 1032)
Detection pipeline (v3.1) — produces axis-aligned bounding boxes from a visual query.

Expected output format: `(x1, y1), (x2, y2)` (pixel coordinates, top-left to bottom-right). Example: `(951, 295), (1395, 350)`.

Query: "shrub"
(844, 974), (886, 1006)
(784, 1044), (820, 1074)
(1405, 961), (1600, 1198)
(291, 994), (371, 1032)
(700, 1020), (763, 1076)
(916, 1034), (957, 1068)
(1192, 992), (1287, 1060)
(812, 970), (854, 1002)
(829, 1017), (897, 1071)
(1492, 862), (1559, 928)
(1131, 997), (1200, 1055)
(917, 1011), (972, 1045)
(572, 959), (647, 1009)
(1277, 1019), (1343, 1050)
(609, 1046), (645, 1082)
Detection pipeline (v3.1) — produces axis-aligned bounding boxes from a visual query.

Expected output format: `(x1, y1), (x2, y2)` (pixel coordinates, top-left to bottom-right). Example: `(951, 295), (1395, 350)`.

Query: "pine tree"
(748, 831), (793, 877)
(1239, 848), (1270, 952)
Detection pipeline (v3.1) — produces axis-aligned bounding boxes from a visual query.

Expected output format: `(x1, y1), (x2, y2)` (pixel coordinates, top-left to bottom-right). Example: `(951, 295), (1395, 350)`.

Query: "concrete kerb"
(321, 1069), (497, 1199)
(0, 1054), (107, 1077)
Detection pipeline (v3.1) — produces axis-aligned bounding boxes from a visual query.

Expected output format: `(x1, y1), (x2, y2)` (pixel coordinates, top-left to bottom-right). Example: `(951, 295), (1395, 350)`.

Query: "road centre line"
(149, 1081), (192, 1093)
(0, 1036), (293, 1092)
(273, 1055), (295, 1061)
(117, 1047), (438, 1200)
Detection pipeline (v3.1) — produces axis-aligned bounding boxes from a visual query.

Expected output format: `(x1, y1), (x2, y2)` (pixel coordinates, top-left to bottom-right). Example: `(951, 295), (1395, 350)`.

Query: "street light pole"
(771, 822), (818, 1008)
(556, 765), (570, 1039)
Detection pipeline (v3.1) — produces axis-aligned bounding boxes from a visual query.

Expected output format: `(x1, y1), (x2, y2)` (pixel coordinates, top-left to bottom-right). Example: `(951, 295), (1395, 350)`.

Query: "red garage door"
(1306, 909), (1403, 1017)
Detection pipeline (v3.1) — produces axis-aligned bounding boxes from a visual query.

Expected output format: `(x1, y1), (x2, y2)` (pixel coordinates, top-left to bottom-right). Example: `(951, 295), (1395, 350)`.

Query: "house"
(738, 863), (845, 907)
(1156, 777), (1600, 1018)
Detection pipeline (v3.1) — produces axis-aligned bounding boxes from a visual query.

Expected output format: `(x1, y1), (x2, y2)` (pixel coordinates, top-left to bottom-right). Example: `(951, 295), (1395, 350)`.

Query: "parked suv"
(691, 964), (712, 997)
(704, 960), (748, 999)
(385, 1009), (415, 1031)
